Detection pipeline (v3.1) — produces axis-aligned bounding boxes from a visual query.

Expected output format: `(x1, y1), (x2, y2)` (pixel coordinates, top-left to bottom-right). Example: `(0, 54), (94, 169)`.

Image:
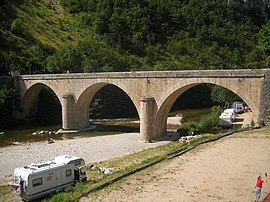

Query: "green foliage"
(10, 18), (28, 36)
(77, 38), (129, 72)
(0, 0), (86, 75)
(1, 0), (270, 74)
(179, 106), (223, 135)
(258, 21), (270, 53)
(210, 85), (240, 108)
(55, 0), (268, 71)
(198, 106), (223, 132)
(45, 45), (83, 73)
(257, 21), (270, 67)
(0, 77), (21, 128)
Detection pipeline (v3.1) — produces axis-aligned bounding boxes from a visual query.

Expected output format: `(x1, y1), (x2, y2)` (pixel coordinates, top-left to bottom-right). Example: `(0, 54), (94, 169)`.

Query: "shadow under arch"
(155, 82), (257, 139)
(21, 83), (61, 122)
(75, 83), (139, 129)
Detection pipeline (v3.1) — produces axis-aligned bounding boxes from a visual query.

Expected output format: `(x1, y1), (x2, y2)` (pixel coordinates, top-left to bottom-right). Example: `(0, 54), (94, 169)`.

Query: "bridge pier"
(139, 97), (156, 142)
(62, 94), (76, 130)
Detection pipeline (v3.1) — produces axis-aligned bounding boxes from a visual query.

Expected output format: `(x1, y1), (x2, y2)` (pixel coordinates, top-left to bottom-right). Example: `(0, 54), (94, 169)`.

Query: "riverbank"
(0, 132), (178, 184)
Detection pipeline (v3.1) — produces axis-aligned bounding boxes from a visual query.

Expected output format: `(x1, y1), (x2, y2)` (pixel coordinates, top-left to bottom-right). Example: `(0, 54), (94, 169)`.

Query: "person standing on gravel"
(255, 172), (267, 202)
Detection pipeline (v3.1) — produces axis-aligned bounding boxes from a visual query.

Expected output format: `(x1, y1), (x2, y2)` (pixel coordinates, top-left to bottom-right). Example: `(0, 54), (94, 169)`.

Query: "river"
(0, 108), (211, 147)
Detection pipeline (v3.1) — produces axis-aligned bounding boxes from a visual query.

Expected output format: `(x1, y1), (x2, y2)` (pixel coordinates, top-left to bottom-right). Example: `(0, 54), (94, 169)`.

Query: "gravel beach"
(0, 132), (176, 183)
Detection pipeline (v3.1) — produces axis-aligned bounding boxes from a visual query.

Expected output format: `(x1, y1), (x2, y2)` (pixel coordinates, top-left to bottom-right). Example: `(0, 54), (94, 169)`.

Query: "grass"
(14, 0), (88, 50)
(0, 185), (16, 202)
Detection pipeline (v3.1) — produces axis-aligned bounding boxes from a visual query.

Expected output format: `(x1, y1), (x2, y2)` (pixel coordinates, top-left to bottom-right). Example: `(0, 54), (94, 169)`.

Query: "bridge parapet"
(17, 69), (269, 80)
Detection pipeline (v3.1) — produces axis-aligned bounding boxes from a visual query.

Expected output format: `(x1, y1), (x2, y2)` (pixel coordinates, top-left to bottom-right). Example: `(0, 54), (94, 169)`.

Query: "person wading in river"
(255, 172), (267, 202)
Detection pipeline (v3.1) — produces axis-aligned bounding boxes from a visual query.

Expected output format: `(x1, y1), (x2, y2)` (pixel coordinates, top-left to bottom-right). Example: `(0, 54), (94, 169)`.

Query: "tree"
(45, 45), (83, 73)
(257, 21), (270, 67)
(210, 85), (240, 108)
(0, 78), (21, 128)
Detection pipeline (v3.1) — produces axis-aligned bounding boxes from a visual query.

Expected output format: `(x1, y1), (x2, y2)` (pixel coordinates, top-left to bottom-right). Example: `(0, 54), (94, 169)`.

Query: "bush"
(178, 106), (222, 135)
(0, 77), (21, 128)
(177, 122), (200, 136)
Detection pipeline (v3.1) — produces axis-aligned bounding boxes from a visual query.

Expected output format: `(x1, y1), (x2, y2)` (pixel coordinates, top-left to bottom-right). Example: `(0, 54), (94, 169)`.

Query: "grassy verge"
(0, 127), (247, 202)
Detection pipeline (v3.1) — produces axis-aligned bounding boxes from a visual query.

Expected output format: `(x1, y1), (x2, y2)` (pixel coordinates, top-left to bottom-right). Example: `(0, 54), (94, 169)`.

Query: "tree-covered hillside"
(1, 0), (270, 75)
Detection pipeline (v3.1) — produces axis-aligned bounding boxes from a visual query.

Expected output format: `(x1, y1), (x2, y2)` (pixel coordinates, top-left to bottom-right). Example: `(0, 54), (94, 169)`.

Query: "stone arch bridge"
(15, 69), (270, 141)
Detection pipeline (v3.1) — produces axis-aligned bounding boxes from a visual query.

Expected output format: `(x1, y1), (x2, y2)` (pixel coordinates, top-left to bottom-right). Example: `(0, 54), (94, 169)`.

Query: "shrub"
(178, 106), (222, 135)
(177, 122), (200, 136)
(0, 78), (22, 128)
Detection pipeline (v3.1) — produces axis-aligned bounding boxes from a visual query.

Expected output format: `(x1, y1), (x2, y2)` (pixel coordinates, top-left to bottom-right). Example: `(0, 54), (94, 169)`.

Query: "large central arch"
(64, 82), (140, 130)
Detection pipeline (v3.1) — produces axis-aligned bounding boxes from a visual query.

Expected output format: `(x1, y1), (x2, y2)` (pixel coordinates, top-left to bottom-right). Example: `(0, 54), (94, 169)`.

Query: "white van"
(223, 109), (236, 121)
(229, 102), (244, 113)
(219, 114), (232, 128)
(8, 155), (87, 201)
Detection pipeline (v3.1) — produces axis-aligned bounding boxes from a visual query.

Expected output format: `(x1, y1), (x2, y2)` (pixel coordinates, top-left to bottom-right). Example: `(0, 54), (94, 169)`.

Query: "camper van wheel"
(82, 177), (87, 183)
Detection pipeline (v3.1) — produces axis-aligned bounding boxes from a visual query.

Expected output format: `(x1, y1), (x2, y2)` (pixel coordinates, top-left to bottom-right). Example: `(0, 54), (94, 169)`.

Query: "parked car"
(228, 102), (244, 113)
(219, 113), (233, 128)
(223, 109), (236, 121)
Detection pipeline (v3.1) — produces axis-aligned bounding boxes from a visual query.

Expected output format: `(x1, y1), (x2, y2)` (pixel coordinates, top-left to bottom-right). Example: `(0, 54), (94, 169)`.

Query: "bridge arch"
(154, 79), (258, 139)
(21, 83), (61, 119)
(67, 82), (139, 130)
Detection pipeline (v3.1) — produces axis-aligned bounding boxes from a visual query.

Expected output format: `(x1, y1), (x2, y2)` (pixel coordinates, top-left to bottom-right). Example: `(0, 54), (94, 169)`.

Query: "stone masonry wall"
(260, 70), (270, 125)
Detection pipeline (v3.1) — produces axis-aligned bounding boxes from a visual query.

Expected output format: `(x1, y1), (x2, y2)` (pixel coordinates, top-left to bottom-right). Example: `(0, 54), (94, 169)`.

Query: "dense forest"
(1, 0), (270, 127)
(1, 0), (270, 75)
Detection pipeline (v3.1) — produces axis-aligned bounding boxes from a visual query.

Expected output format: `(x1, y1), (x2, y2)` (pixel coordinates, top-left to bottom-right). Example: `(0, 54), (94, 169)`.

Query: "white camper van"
(229, 102), (244, 114)
(223, 109), (236, 121)
(8, 155), (87, 201)
(219, 113), (232, 128)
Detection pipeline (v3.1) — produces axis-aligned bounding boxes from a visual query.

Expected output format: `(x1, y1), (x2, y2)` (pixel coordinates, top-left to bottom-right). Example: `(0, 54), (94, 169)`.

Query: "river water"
(0, 108), (211, 147)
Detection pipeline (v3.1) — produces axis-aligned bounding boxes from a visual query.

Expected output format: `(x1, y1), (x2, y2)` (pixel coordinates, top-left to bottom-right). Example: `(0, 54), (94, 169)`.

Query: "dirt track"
(80, 126), (270, 202)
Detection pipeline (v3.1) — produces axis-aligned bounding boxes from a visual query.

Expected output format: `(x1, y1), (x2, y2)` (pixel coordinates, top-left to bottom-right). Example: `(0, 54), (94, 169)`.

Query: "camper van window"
(74, 161), (81, 166)
(66, 169), (72, 177)
(32, 178), (43, 187)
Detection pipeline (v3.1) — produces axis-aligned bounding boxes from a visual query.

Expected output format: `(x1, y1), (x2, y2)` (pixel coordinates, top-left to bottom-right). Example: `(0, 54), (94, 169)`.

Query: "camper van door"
(56, 170), (61, 187)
